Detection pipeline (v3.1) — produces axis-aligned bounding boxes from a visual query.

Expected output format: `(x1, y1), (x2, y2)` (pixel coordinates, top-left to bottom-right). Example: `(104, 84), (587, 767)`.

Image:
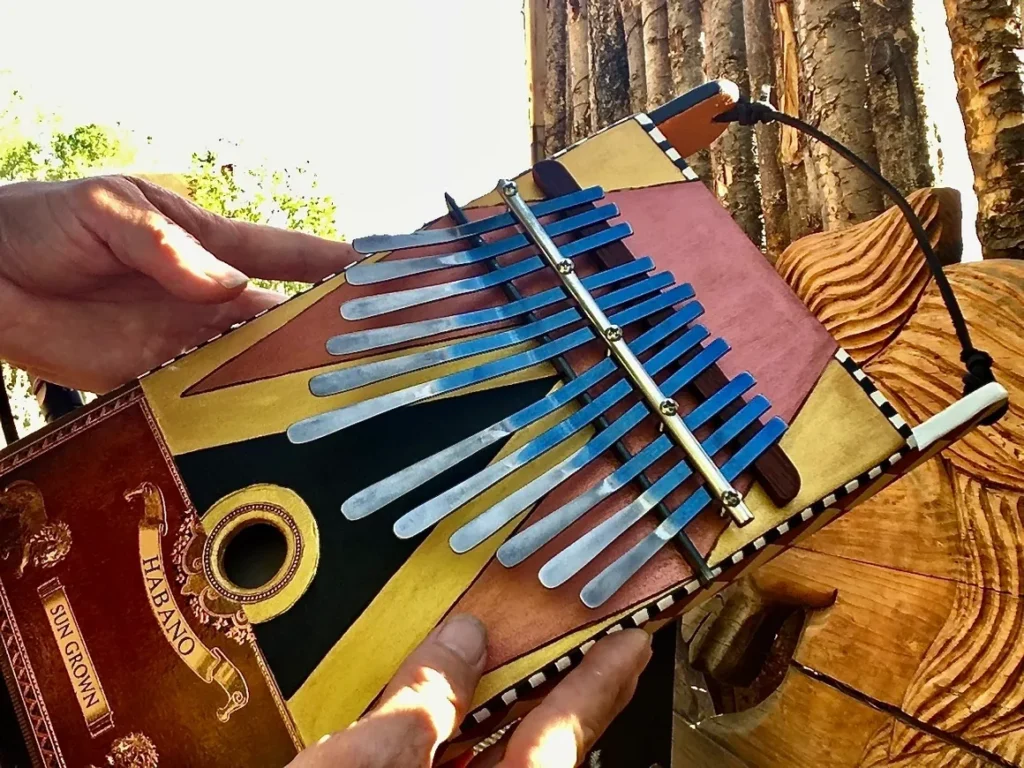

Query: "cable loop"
(715, 97), (1003, 424)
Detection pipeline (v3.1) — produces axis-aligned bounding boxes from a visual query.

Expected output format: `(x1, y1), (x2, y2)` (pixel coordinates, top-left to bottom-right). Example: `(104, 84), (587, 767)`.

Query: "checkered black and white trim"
(834, 348), (917, 449)
(460, 580), (714, 731)
(460, 347), (918, 732)
(633, 113), (700, 181)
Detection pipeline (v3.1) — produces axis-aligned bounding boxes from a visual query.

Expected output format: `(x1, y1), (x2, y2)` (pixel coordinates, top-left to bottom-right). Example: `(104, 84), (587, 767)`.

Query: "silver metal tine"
(351, 187), (605, 254)
(498, 372), (757, 567)
(288, 284), (687, 445)
(341, 303), (706, 520)
(311, 275), (681, 397)
(326, 258), (654, 356)
(394, 323), (710, 540)
(538, 390), (768, 589)
(580, 417), (787, 608)
(340, 224), (632, 321)
(347, 205), (619, 285)
(448, 337), (731, 554)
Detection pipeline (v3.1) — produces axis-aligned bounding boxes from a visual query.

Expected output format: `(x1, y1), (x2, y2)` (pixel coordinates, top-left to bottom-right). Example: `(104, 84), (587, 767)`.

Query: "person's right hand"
(0, 176), (356, 392)
(287, 615), (653, 768)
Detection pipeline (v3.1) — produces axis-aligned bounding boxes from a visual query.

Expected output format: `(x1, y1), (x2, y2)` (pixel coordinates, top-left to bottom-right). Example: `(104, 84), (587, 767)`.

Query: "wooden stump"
(673, 189), (1024, 767)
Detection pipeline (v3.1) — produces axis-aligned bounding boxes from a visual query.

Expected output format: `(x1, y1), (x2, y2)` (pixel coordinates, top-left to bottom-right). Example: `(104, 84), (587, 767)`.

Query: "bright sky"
(0, 0), (532, 238)
(0, 0), (980, 255)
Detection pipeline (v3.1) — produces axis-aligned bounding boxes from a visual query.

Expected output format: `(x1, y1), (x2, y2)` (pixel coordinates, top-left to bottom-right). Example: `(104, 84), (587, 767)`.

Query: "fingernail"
(207, 264), (249, 290)
(437, 615), (487, 666)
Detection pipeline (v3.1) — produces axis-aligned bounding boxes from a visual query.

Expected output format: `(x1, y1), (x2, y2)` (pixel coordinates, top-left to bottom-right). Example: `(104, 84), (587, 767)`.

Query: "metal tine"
(448, 338), (731, 554)
(347, 205), (619, 285)
(341, 304), (702, 520)
(340, 224), (632, 321)
(352, 187), (605, 254)
(311, 273), (680, 397)
(538, 393), (769, 589)
(327, 258), (654, 356)
(288, 284), (686, 445)
(394, 324), (712, 539)
(580, 417), (788, 608)
(497, 372), (757, 568)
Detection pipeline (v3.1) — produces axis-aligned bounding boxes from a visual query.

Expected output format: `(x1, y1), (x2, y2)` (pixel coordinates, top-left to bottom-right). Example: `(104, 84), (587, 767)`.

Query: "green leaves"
(185, 150), (340, 296)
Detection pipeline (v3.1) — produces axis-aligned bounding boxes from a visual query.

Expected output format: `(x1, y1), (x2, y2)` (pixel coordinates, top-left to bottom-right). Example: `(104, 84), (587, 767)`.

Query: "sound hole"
(222, 523), (288, 590)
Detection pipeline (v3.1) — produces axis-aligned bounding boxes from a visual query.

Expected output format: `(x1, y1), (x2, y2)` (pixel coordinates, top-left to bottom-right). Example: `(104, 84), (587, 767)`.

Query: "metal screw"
(604, 325), (623, 341)
(502, 180), (518, 197)
(659, 398), (679, 416)
(721, 490), (742, 508)
(556, 260), (575, 275)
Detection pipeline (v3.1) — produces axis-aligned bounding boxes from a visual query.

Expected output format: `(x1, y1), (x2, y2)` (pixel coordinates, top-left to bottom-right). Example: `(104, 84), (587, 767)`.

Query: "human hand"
(287, 615), (652, 768)
(0, 176), (356, 392)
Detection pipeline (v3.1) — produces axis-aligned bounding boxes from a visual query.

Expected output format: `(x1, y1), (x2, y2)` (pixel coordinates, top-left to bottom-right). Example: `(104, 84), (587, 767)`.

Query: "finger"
(131, 176), (358, 283)
(498, 629), (652, 768)
(304, 614), (488, 768)
(81, 179), (251, 302)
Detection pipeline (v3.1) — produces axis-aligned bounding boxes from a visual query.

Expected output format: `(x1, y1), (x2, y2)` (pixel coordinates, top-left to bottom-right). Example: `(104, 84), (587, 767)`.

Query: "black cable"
(715, 98), (1005, 425)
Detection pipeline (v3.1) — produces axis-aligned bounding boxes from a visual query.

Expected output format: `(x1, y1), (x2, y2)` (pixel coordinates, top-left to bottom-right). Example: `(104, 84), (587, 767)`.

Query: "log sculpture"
(673, 188), (1024, 767)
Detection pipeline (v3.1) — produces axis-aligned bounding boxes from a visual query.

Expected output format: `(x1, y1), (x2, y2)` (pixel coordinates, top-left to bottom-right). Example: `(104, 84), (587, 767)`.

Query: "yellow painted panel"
(470, 119), (685, 207)
(287, 401), (590, 743)
(142, 275), (552, 455)
(710, 360), (905, 563)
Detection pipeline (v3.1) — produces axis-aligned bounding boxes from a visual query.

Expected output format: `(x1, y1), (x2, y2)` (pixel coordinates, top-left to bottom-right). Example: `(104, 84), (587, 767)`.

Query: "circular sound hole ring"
(202, 484), (319, 624)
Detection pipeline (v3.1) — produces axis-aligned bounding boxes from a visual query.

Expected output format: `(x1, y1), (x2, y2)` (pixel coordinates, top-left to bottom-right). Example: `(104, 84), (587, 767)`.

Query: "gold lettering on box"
(126, 482), (249, 723)
(37, 578), (113, 737)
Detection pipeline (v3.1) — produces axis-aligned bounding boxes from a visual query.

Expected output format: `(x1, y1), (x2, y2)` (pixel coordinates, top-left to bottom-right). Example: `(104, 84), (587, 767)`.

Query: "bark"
(588, 0), (632, 129)
(772, 0), (820, 238)
(793, 0), (884, 229)
(667, 0), (711, 178)
(542, 0), (570, 156)
(944, 0), (1024, 259)
(640, 0), (673, 110)
(861, 0), (933, 195)
(568, 0), (593, 143)
(743, 0), (791, 259)
(704, 0), (764, 244)
(527, 0), (548, 162)
(619, 0), (649, 113)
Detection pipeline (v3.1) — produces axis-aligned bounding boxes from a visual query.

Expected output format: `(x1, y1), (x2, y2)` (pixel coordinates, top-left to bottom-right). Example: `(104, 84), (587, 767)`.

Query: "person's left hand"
(287, 615), (652, 768)
(0, 176), (357, 392)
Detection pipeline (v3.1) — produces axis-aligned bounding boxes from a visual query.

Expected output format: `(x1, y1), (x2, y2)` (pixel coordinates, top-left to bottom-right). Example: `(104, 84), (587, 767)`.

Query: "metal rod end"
(726, 498), (755, 527)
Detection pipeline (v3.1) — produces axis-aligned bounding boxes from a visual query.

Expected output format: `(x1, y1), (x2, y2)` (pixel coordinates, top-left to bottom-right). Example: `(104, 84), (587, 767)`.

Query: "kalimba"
(0, 81), (1007, 766)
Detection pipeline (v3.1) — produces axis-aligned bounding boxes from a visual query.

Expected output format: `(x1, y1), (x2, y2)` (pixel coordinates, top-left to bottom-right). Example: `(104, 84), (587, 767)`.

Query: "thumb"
(298, 615), (487, 768)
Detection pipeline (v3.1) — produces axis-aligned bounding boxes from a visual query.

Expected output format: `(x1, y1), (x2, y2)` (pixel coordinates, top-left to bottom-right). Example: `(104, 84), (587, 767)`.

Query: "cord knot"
(961, 348), (995, 394)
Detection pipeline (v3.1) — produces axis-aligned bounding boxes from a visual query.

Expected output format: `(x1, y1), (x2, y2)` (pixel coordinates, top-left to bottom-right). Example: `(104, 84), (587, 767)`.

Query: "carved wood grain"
(775, 188), (963, 364)
(674, 187), (1024, 766)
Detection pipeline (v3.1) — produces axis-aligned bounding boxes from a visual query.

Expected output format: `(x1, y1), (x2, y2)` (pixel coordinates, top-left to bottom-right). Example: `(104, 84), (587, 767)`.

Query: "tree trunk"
(568, 0), (593, 143)
(743, 0), (791, 260)
(527, 0), (548, 162)
(943, 0), (1024, 259)
(542, 0), (570, 156)
(861, 0), (933, 195)
(667, 0), (711, 178)
(703, 0), (764, 244)
(588, 0), (632, 129)
(640, 0), (673, 110)
(619, 0), (648, 113)
(773, 0), (821, 239)
(793, 0), (884, 229)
